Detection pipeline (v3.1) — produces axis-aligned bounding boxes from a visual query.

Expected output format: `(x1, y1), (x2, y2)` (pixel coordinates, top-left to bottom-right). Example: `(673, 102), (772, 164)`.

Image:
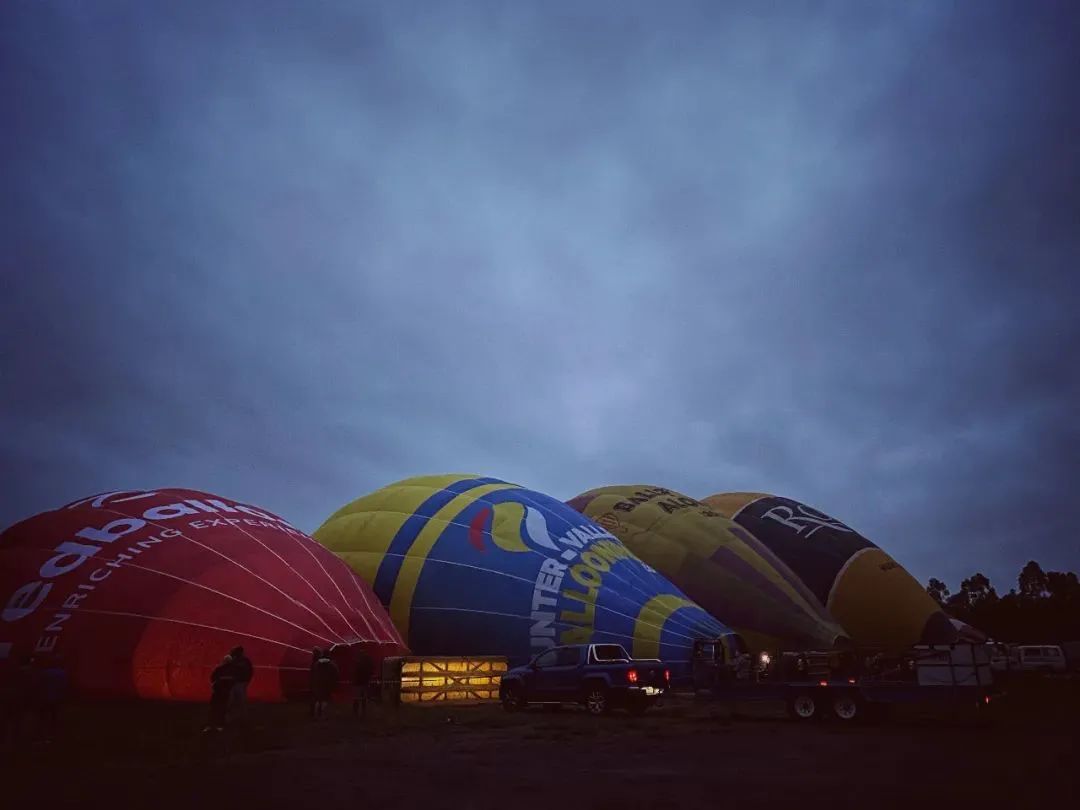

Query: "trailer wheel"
(831, 693), (861, 723)
(787, 692), (818, 721)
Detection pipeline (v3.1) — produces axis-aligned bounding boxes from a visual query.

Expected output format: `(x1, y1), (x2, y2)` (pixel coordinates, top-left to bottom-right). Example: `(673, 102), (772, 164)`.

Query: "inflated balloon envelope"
(314, 474), (730, 680)
(0, 489), (405, 701)
(703, 492), (957, 648)
(568, 485), (848, 654)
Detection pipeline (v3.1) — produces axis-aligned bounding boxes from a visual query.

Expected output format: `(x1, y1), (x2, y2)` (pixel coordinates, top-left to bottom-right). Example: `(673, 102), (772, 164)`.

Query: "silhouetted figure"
(37, 656), (68, 743)
(229, 646), (253, 723)
(311, 650), (339, 720)
(352, 650), (375, 719)
(734, 651), (751, 681)
(205, 654), (236, 732)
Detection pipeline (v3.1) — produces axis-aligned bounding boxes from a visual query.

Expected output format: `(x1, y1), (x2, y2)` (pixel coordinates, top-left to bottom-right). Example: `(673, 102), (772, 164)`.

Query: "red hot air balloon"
(0, 489), (405, 701)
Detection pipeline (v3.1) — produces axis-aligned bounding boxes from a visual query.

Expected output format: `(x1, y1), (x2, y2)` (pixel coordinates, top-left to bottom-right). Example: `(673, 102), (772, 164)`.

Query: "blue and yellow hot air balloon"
(314, 475), (729, 679)
(568, 485), (847, 653)
(703, 492), (956, 648)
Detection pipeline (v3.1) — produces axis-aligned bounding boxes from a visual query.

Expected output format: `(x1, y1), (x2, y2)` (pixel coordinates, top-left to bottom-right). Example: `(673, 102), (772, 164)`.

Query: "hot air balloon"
(567, 486), (846, 653)
(313, 474), (729, 680)
(702, 493), (957, 648)
(950, 618), (988, 644)
(0, 488), (405, 701)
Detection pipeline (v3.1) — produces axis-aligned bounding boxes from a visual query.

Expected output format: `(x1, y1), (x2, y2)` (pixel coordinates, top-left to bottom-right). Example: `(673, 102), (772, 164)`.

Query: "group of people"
(1, 654), (69, 748)
(6, 644), (380, 740)
(310, 646), (375, 720)
(205, 644), (377, 731)
(205, 645), (254, 732)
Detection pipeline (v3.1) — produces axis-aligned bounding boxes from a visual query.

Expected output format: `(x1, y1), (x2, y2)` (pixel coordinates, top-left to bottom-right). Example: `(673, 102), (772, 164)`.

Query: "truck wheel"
(501, 684), (526, 713)
(831, 693), (861, 723)
(585, 685), (610, 716)
(787, 692), (818, 721)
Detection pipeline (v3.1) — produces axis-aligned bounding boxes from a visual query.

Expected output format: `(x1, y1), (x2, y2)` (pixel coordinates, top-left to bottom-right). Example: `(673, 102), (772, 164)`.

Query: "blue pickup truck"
(499, 643), (670, 715)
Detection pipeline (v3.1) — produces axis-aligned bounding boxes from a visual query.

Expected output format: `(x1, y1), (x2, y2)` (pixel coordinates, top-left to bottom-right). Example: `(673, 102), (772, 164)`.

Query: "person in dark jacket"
(228, 646), (253, 723)
(311, 650), (339, 720)
(205, 654), (236, 732)
(352, 650), (375, 719)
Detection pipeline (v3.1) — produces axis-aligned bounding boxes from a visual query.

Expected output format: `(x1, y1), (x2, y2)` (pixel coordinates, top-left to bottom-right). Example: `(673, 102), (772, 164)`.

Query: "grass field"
(7, 684), (1078, 809)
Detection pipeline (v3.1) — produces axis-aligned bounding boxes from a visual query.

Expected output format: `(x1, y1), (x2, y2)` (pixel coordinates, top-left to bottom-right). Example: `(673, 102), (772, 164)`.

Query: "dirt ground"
(6, 687), (1078, 810)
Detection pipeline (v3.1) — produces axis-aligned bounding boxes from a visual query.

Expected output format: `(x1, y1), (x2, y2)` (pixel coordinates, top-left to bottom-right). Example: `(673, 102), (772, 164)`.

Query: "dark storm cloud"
(1, 1), (1077, 592)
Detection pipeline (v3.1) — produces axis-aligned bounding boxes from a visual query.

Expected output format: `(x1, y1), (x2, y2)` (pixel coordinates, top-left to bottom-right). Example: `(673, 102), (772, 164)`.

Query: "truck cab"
(500, 643), (669, 715)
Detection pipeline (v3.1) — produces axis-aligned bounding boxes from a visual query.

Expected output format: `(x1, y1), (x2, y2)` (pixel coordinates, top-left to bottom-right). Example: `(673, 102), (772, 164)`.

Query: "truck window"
(592, 644), (629, 662)
(555, 647), (580, 666)
(534, 650), (558, 669)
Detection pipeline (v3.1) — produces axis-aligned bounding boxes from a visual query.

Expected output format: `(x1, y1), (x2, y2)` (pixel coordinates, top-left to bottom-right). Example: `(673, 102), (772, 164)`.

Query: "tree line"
(926, 561), (1080, 642)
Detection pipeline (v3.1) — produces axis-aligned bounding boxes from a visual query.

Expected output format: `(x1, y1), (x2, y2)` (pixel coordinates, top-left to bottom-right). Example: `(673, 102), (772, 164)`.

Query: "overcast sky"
(2, 1), (1077, 592)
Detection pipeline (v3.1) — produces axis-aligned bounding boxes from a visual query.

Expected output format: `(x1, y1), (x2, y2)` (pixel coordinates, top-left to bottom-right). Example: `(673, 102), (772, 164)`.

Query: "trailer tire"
(787, 692), (818, 721)
(831, 693), (862, 723)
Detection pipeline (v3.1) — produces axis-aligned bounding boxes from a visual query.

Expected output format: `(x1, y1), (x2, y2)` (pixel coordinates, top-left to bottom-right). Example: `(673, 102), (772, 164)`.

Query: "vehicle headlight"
(760, 653), (771, 666)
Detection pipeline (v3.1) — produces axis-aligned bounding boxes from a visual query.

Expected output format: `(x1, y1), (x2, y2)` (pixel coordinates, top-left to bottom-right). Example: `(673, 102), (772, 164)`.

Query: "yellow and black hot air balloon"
(314, 474), (731, 680)
(702, 492), (956, 648)
(567, 485), (847, 653)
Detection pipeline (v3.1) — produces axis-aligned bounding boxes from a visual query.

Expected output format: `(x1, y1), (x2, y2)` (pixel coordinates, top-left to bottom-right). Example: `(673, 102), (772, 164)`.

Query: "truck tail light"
(664, 669), (671, 682)
(627, 669), (639, 684)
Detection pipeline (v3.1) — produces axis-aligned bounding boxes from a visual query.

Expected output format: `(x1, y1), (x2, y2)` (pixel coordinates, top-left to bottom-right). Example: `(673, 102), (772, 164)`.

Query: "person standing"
(311, 650), (339, 720)
(205, 654), (236, 732)
(734, 651), (751, 681)
(352, 650), (375, 720)
(228, 646), (253, 723)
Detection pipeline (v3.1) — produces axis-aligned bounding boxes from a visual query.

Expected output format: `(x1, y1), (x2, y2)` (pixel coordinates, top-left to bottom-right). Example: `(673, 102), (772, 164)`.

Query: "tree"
(926, 578), (950, 607)
(1018, 560), (1049, 600)
(960, 572), (997, 608)
(1045, 570), (1080, 601)
(926, 563), (1079, 641)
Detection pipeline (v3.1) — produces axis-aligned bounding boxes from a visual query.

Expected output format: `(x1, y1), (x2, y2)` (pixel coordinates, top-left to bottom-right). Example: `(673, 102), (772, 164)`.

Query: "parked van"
(1015, 645), (1067, 674)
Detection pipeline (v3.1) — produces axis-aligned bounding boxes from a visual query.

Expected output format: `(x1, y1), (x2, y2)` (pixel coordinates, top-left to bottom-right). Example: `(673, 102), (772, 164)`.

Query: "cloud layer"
(2, 1), (1077, 591)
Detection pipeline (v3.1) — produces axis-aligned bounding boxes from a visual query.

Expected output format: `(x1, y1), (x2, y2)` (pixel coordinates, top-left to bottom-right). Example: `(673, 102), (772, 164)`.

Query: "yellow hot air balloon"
(703, 492), (956, 648)
(314, 474), (731, 679)
(567, 485), (846, 653)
